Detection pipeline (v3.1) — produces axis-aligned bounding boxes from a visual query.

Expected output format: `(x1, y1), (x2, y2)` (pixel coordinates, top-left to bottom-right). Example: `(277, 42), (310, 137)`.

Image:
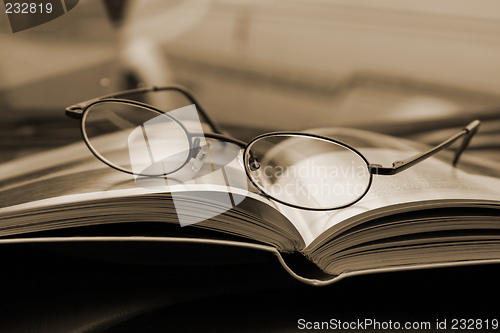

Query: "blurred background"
(1, 0), (500, 163)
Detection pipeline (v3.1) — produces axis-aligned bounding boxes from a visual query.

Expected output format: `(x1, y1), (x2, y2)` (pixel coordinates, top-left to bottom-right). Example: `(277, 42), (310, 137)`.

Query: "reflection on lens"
(84, 101), (190, 175)
(245, 134), (371, 210)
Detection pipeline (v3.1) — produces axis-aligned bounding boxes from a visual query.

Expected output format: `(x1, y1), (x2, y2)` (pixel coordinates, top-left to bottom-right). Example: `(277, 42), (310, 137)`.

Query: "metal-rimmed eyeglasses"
(66, 85), (480, 211)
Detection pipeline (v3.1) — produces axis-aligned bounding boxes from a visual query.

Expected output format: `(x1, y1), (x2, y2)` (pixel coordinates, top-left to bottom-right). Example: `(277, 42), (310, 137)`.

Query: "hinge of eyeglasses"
(393, 161), (404, 167)
(65, 107), (84, 119)
(369, 163), (396, 175)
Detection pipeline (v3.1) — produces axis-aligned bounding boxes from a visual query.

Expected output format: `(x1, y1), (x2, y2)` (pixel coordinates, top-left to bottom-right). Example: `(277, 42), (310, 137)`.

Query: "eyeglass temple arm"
(370, 120), (480, 176)
(65, 85), (225, 135)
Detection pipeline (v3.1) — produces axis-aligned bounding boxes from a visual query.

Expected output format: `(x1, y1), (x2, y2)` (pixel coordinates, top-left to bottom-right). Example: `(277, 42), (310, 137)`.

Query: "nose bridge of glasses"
(200, 133), (247, 148)
(248, 150), (261, 171)
(189, 137), (210, 172)
(192, 145), (209, 173)
(190, 137), (202, 159)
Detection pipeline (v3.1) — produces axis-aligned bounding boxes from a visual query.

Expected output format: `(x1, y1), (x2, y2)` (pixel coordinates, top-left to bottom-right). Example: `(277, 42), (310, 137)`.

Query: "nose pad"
(192, 144), (209, 172)
(248, 151), (260, 171)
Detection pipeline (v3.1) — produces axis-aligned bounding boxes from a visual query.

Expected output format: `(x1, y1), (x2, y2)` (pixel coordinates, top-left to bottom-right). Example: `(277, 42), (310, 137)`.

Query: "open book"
(1, 127), (499, 286)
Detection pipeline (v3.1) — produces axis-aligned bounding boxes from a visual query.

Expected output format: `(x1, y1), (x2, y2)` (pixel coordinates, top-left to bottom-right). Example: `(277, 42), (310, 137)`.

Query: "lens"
(83, 101), (191, 175)
(244, 134), (371, 210)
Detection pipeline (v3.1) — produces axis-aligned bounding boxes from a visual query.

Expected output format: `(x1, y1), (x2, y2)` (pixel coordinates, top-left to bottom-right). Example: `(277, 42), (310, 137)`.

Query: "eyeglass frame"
(66, 84), (481, 211)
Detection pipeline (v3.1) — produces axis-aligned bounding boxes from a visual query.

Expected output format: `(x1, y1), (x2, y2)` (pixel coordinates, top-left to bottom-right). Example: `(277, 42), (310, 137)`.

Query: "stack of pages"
(0, 128), (499, 285)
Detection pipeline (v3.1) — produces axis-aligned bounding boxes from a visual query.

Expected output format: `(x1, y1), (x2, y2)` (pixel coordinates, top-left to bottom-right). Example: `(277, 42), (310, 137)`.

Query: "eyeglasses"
(66, 85), (480, 211)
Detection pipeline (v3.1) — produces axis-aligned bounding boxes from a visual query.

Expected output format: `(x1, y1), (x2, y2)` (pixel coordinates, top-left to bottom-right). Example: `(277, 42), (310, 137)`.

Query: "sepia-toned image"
(1, 1), (499, 332)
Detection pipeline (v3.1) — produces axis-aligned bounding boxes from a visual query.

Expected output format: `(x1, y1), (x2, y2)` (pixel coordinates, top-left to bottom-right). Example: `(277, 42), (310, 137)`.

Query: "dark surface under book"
(1, 241), (499, 332)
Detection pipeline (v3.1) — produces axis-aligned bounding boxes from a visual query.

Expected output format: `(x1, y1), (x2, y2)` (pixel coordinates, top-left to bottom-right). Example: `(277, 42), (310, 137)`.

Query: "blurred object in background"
(112, 0), (500, 161)
(114, 0), (500, 128)
(0, 0), (119, 162)
(1, 0), (500, 163)
(0, 0), (117, 116)
(102, 0), (130, 27)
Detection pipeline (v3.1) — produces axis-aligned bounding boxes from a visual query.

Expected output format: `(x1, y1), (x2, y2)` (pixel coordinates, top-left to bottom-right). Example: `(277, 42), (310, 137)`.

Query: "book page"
(278, 148), (500, 247)
(0, 111), (263, 206)
(0, 137), (271, 211)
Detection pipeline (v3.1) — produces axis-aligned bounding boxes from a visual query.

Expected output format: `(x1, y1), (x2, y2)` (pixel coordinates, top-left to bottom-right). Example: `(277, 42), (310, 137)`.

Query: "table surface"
(0, 242), (499, 333)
